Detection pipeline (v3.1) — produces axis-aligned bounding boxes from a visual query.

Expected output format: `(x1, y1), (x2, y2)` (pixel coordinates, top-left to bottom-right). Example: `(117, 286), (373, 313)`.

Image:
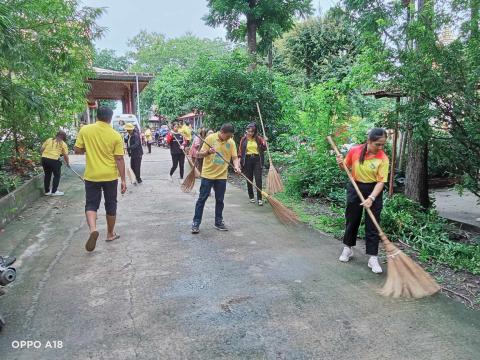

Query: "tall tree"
(204, 0), (313, 64)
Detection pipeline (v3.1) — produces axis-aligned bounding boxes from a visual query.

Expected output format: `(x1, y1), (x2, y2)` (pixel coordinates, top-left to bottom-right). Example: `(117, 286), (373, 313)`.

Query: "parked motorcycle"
(0, 255), (17, 332)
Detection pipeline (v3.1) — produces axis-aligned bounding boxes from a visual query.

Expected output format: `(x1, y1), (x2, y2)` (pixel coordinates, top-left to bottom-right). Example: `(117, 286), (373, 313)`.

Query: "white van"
(111, 114), (141, 134)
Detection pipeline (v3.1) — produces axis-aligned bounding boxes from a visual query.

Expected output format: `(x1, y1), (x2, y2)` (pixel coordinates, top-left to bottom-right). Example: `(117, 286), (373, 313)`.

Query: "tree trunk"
(471, 0), (479, 39)
(267, 45), (273, 69)
(404, 127), (430, 208)
(247, 0), (257, 55)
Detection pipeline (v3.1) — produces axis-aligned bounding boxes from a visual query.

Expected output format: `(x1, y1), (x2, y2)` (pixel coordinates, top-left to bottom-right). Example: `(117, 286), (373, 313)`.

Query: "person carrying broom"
(238, 123), (267, 206)
(165, 122), (187, 182)
(191, 123), (241, 234)
(336, 128), (389, 274)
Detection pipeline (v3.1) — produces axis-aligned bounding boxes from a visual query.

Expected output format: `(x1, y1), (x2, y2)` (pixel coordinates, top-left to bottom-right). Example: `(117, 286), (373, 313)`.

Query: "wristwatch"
(368, 195), (376, 201)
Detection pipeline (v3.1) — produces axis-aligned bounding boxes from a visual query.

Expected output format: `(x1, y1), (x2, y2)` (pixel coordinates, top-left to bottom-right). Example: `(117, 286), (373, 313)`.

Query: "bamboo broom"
(192, 130), (299, 225)
(168, 125), (199, 192)
(327, 136), (440, 298)
(256, 102), (284, 194)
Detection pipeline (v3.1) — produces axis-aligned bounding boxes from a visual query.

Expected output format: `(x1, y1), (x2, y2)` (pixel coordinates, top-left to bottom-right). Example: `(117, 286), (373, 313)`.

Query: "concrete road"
(0, 147), (478, 360)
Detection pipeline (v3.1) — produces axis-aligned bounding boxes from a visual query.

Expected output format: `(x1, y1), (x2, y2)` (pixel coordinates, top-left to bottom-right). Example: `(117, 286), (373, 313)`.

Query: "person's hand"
(336, 155), (344, 165)
(360, 198), (373, 208)
(180, 145), (185, 150)
(234, 166), (241, 174)
(121, 180), (127, 194)
(264, 136), (268, 142)
(208, 147), (216, 154)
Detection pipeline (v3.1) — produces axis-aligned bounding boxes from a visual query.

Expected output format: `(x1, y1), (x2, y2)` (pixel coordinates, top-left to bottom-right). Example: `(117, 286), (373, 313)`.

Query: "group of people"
(41, 106), (390, 274)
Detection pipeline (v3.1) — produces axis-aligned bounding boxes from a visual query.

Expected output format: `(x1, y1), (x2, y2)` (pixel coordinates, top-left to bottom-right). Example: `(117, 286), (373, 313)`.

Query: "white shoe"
(368, 256), (383, 274)
(339, 247), (353, 262)
(45, 191), (51, 196)
(50, 191), (64, 196)
(249, 198), (255, 203)
(258, 200), (263, 206)
(169, 175), (173, 182)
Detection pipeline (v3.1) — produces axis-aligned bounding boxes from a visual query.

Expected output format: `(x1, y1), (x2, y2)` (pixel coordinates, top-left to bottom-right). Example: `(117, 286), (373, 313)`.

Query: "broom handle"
(66, 164), (85, 183)
(326, 136), (386, 238)
(256, 103), (273, 166)
(192, 130), (267, 196)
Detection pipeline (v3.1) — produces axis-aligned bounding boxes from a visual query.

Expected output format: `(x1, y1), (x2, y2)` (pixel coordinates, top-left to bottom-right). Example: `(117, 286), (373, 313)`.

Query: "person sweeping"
(337, 128), (389, 274)
(191, 123), (241, 234)
(165, 122), (186, 181)
(238, 123), (267, 206)
(40, 130), (69, 196)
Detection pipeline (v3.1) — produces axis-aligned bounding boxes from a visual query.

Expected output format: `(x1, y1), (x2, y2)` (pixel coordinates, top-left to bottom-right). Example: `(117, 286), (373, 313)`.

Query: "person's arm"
(74, 146), (85, 154)
(114, 155), (127, 194)
(63, 154), (70, 166)
(129, 133), (141, 150)
(40, 140), (47, 154)
(232, 156), (241, 173)
(74, 131), (85, 154)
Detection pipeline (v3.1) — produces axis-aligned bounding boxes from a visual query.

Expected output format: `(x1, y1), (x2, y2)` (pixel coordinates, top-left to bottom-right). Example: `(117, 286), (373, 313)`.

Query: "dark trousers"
(193, 178), (227, 226)
(170, 153), (185, 178)
(41, 157), (62, 193)
(243, 155), (262, 200)
(130, 156), (142, 183)
(343, 182), (383, 256)
(85, 180), (118, 216)
(147, 142), (152, 153)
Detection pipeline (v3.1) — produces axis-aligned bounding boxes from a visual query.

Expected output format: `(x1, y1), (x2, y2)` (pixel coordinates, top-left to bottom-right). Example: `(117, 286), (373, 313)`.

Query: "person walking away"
(191, 123), (241, 234)
(166, 123), (186, 181)
(189, 127), (207, 174)
(145, 126), (153, 154)
(336, 128), (389, 274)
(74, 107), (127, 252)
(125, 123), (143, 184)
(238, 123), (267, 206)
(40, 130), (70, 196)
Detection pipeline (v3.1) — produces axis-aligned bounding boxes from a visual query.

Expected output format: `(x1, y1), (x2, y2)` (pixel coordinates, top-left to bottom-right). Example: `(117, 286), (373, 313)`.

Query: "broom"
(192, 130), (299, 225)
(256, 102), (284, 194)
(168, 126), (199, 192)
(327, 136), (440, 298)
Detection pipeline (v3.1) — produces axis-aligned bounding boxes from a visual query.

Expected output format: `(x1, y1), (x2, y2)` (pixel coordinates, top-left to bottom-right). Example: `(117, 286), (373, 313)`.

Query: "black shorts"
(85, 180), (118, 216)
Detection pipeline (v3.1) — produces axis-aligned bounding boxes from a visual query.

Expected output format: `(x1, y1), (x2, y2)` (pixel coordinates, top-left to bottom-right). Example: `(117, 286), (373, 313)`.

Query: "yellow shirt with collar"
(41, 138), (68, 160)
(74, 121), (125, 182)
(200, 132), (237, 180)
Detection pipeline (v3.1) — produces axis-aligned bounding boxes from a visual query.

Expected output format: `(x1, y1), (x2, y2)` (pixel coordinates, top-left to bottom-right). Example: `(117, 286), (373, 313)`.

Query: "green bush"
(0, 170), (20, 196)
(382, 195), (480, 274)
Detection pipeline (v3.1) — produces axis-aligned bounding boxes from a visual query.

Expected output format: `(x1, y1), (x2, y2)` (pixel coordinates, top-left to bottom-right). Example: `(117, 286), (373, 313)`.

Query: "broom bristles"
(181, 168), (196, 193)
(379, 238), (440, 298)
(266, 165), (284, 194)
(267, 195), (300, 225)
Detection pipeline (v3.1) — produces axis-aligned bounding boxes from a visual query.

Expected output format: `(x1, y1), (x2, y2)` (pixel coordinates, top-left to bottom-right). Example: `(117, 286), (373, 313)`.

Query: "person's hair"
(53, 130), (67, 147)
(360, 128), (387, 164)
(199, 127), (207, 138)
(220, 123), (234, 134)
(172, 122), (178, 128)
(246, 122), (258, 137)
(185, 120), (190, 126)
(97, 107), (113, 122)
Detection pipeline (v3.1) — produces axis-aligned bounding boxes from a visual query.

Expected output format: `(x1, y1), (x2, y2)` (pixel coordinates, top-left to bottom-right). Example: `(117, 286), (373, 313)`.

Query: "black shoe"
(214, 221), (228, 231)
(191, 223), (200, 234)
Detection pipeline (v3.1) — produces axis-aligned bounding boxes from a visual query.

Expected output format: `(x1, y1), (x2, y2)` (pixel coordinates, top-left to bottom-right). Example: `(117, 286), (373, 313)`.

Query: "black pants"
(85, 180), (118, 216)
(170, 153), (185, 179)
(243, 155), (262, 200)
(41, 157), (62, 193)
(131, 156), (142, 183)
(147, 142), (152, 153)
(343, 182), (383, 256)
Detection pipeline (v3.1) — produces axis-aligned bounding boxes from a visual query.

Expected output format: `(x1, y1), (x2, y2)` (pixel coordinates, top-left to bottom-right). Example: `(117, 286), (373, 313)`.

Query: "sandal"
(106, 234), (120, 242)
(85, 231), (99, 252)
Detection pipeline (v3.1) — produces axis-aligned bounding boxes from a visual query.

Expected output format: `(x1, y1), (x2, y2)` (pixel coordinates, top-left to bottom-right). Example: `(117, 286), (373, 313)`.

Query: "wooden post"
(389, 97), (400, 197)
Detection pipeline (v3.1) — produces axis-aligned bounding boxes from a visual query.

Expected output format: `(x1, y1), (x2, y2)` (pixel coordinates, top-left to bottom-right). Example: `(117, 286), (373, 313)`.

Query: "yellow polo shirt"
(74, 121), (125, 182)
(145, 129), (153, 142)
(41, 138), (68, 160)
(246, 139), (259, 155)
(179, 125), (192, 141)
(201, 132), (237, 180)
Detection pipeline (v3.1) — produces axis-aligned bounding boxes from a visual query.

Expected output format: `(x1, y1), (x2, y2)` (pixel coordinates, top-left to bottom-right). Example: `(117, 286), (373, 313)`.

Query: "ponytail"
(359, 143), (368, 164)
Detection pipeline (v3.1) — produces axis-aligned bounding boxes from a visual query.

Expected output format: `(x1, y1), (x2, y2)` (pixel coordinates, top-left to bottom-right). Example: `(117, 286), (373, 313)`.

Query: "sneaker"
(50, 191), (64, 196)
(368, 256), (383, 274)
(169, 175), (173, 182)
(191, 223), (200, 234)
(249, 198), (255, 203)
(45, 191), (51, 196)
(339, 247), (353, 262)
(258, 200), (263, 206)
(214, 221), (228, 231)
